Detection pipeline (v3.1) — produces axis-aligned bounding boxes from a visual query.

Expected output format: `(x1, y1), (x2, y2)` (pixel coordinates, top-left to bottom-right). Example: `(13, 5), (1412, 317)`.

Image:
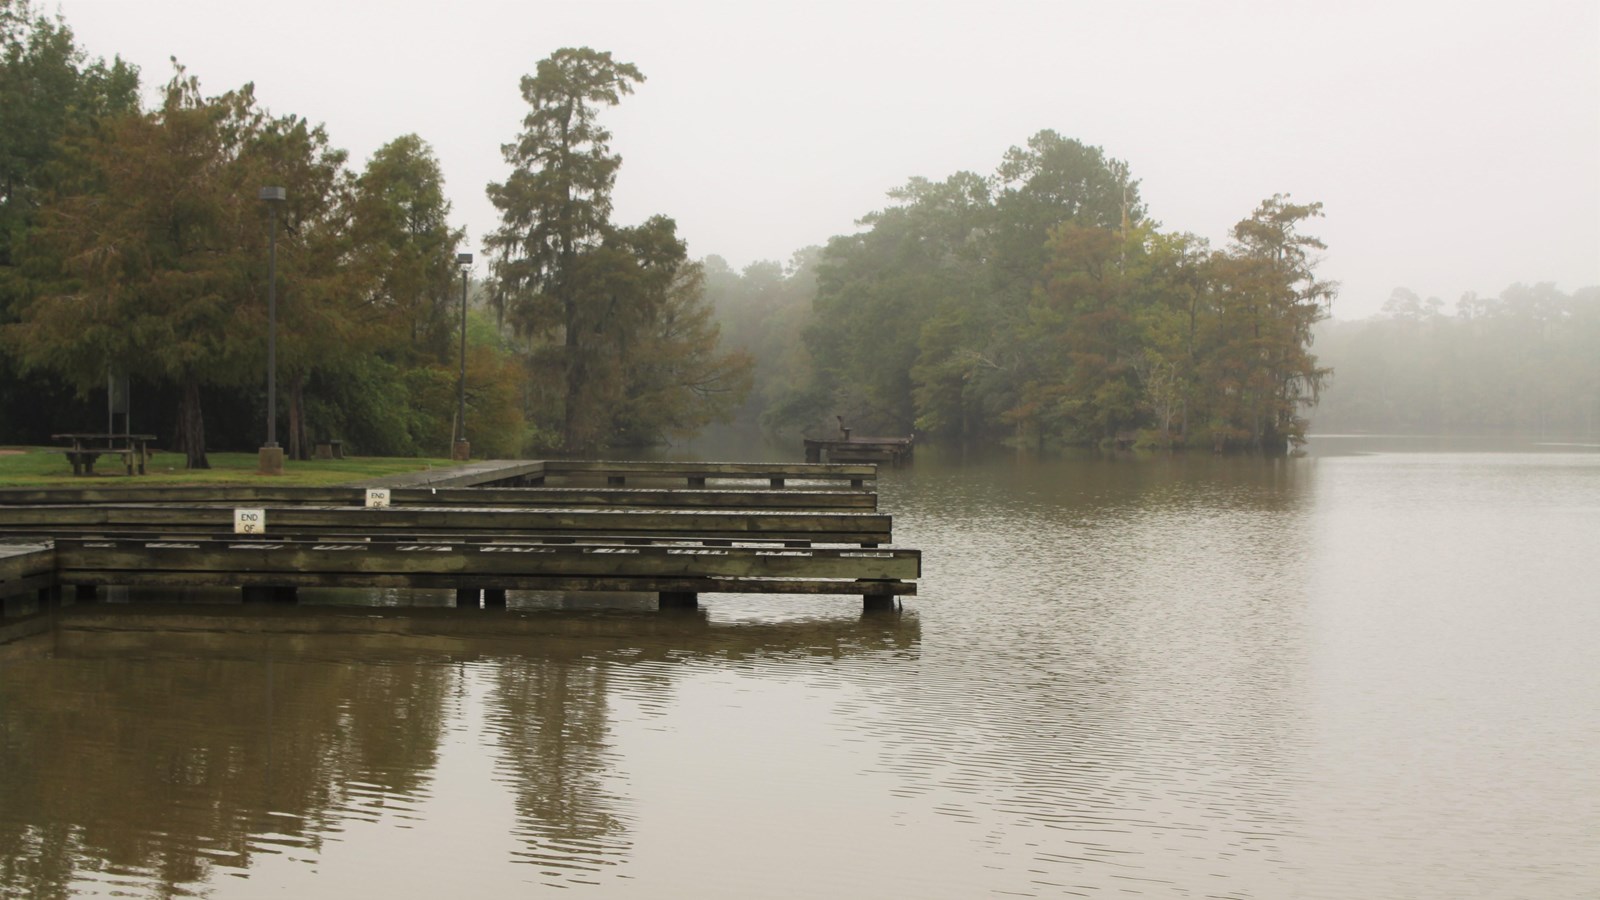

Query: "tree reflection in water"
(0, 602), (919, 896)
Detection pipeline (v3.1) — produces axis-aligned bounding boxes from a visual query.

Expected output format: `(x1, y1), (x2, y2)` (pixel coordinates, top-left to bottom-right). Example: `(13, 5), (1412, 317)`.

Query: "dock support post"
(455, 588), (481, 609)
(863, 593), (896, 612)
(75, 584), (99, 603)
(484, 588), (507, 608)
(770, 477), (786, 487)
(658, 591), (698, 609)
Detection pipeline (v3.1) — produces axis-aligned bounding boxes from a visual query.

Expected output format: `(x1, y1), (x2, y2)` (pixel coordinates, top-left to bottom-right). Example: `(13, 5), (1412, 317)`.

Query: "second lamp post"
(258, 186), (286, 475)
(453, 252), (472, 461)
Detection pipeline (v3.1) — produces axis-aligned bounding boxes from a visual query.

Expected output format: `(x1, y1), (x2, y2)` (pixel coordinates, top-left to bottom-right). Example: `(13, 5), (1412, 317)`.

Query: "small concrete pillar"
(451, 440), (471, 462)
(258, 445), (285, 475)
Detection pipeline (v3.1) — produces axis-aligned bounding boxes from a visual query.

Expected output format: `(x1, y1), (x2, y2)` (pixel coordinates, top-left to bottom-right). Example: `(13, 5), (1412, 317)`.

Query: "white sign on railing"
(365, 488), (391, 508)
(234, 508), (266, 535)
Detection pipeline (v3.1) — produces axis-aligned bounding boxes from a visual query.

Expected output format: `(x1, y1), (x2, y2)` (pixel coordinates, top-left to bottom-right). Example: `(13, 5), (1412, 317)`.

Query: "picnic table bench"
(51, 433), (156, 477)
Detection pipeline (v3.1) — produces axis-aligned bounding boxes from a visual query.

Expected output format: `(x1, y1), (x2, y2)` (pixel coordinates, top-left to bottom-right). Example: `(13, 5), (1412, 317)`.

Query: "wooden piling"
(658, 591), (698, 609)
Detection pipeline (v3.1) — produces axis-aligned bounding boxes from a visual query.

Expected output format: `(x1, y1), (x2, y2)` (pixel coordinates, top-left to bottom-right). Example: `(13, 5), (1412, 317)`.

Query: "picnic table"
(52, 433), (156, 476)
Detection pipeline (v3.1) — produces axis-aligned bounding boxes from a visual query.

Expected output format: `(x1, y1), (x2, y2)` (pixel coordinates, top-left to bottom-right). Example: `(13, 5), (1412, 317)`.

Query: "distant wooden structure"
(804, 418), (914, 465)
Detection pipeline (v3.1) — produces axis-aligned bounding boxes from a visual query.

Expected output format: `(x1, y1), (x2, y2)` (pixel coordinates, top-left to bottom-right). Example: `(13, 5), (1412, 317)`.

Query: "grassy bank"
(0, 447), (456, 487)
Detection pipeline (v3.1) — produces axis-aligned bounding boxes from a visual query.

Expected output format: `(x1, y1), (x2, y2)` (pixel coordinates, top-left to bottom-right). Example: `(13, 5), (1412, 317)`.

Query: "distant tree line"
(28, 2), (1572, 462)
(0, 2), (747, 466)
(710, 133), (1337, 453)
(1312, 284), (1600, 437)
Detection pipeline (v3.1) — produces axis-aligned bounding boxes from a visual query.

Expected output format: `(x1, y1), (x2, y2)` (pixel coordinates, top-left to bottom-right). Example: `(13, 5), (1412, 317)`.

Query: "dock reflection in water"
(0, 601), (919, 897)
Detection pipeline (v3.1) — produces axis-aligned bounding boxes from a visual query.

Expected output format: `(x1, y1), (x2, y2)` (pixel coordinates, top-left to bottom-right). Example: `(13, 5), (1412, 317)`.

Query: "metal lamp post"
(258, 186), (286, 474)
(453, 252), (473, 461)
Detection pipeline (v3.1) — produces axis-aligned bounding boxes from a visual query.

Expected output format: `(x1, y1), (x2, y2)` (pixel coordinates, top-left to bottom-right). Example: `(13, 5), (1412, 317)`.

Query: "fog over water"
(51, 0), (1600, 319)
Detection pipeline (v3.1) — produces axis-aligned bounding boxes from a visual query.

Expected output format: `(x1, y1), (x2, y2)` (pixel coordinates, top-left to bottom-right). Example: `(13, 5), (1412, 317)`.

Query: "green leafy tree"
(350, 134), (464, 363)
(789, 135), (1144, 443)
(0, 0), (137, 438)
(485, 48), (747, 450)
(702, 249), (822, 430)
(0, 0), (137, 268)
(484, 47), (642, 451)
(1196, 195), (1334, 451)
(1018, 222), (1141, 444)
(1127, 229), (1211, 445)
(609, 228), (753, 444)
(803, 171), (994, 435)
(3, 66), (351, 467)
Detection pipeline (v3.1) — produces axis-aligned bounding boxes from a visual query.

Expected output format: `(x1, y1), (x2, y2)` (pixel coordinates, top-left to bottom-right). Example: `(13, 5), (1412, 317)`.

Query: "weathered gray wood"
(53, 539), (920, 581)
(0, 505), (894, 544)
(805, 437), (914, 465)
(0, 485), (878, 511)
(58, 570), (918, 595)
(0, 544), (54, 599)
(1, 455), (922, 606)
(539, 460), (876, 483)
(361, 460), (548, 488)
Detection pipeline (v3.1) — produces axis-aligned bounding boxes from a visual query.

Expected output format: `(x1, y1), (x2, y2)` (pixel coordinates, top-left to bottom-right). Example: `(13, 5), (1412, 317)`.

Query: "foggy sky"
(51, 0), (1600, 319)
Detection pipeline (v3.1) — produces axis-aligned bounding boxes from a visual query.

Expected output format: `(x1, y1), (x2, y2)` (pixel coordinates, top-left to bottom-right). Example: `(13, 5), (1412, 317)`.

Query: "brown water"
(1, 435), (1597, 899)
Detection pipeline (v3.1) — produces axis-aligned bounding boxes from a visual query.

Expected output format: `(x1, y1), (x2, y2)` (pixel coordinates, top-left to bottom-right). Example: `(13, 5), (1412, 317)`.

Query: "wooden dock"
(803, 427), (914, 465)
(0, 543), (54, 604)
(366, 458), (878, 488)
(0, 460), (919, 612)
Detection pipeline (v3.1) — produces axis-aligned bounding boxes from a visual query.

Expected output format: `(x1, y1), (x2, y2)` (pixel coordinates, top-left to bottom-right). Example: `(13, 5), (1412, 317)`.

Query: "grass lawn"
(0, 447), (457, 487)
